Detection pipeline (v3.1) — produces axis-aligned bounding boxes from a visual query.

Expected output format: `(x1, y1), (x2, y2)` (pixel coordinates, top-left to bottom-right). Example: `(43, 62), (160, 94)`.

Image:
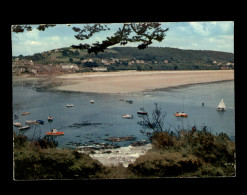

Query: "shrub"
(196, 164), (225, 177)
(151, 131), (176, 149)
(31, 136), (58, 149)
(128, 150), (202, 177)
(13, 133), (27, 149)
(13, 133), (107, 180)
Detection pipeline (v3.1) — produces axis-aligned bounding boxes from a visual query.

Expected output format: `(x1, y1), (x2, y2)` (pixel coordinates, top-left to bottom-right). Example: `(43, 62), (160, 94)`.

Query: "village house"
(13, 59), (34, 66)
(111, 58), (120, 63)
(136, 60), (145, 64)
(101, 59), (111, 65)
(163, 60), (169, 64)
(128, 60), (135, 66)
(101, 58), (120, 65)
(60, 63), (79, 72)
(92, 67), (107, 72)
(226, 62), (234, 66)
(82, 59), (94, 63)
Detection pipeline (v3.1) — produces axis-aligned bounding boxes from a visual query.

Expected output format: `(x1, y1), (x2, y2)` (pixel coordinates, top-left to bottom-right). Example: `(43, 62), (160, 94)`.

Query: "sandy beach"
(52, 70), (234, 94)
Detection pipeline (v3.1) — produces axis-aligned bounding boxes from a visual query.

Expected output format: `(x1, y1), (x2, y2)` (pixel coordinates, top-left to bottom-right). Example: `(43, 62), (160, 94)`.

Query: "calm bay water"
(12, 80), (235, 148)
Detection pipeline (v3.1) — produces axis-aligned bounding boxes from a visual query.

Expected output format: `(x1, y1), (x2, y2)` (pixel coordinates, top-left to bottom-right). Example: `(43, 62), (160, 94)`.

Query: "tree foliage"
(138, 103), (168, 140)
(12, 23), (169, 55)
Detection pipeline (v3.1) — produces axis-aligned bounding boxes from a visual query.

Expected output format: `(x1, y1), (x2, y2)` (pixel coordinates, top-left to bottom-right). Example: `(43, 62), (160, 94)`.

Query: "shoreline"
(78, 143), (152, 167)
(53, 70), (234, 94)
(13, 70), (234, 94)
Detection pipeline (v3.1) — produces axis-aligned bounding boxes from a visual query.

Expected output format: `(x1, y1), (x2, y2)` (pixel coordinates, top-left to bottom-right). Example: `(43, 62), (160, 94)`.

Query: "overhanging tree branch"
(12, 23), (169, 55)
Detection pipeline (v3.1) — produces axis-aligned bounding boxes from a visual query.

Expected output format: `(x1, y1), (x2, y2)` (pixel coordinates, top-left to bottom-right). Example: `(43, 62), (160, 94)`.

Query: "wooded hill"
(13, 47), (234, 71)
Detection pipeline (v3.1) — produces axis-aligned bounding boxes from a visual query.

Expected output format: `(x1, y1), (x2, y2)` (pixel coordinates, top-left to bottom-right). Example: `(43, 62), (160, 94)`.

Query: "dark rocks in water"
(125, 100), (133, 104)
(67, 142), (82, 146)
(103, 150), (112, 154)
(69, 122), (103, 128)
(104, 136), (136, 142)
(77, 142), (120, 151)
(130, 140), (148, 147)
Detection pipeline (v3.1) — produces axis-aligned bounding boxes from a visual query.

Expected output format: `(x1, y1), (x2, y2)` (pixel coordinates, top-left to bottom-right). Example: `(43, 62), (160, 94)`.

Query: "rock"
(104, 136), (136, 142)
(131, 140), (148, 147)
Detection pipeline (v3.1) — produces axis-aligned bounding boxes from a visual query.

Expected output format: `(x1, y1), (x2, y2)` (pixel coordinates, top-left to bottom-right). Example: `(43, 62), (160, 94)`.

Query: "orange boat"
(45, 132), (64, 136)
(174, 112), (188, 117)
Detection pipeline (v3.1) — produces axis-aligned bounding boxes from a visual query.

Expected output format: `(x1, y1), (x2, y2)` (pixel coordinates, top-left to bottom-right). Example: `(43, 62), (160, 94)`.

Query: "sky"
(11, 21), (234, 56)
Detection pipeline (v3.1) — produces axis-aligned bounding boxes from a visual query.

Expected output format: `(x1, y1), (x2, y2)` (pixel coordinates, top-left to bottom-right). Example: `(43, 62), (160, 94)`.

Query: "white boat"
(13, 122), (22, 127)
(25, 120), (37, 124)
(18, 126), (30, 130)
(217, 98), (226, 111)
(22, 112), (30, 115)
(122, 114), (133, 119)
(48, 116), (53, 121)
(66, 104), (74, 107)
(90, 100), (95, 104)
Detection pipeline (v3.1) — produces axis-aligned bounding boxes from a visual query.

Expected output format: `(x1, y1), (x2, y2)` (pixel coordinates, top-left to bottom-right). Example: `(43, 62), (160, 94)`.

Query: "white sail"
(217, 98), (226, 110)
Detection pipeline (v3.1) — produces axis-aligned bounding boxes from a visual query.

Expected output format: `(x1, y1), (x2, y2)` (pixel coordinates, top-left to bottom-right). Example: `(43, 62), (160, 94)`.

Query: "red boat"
(137, 111), (148, 115)
(137, 108), (148, 115)
(45, 132), (64, 136)
(174, 112), (188, 117)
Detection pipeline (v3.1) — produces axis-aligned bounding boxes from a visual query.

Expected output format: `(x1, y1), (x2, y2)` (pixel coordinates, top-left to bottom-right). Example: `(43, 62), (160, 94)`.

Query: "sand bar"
(52, 70), (234, 94)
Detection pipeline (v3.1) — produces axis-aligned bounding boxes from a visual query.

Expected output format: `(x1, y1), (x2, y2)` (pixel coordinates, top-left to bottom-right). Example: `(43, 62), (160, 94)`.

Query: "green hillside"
(13, 47), (234, 71)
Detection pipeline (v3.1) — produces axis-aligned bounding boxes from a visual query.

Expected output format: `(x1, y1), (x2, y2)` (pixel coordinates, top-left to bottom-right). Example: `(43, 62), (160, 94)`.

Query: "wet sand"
(53, 70), (234, 94)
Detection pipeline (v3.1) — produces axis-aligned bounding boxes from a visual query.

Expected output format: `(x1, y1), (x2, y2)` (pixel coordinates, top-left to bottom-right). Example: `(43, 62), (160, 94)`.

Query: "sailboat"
(217, 98), (226, 111)
(137, 92), (148, 115)
(137, 108), (148, 115)
(174, 98), (188, 117)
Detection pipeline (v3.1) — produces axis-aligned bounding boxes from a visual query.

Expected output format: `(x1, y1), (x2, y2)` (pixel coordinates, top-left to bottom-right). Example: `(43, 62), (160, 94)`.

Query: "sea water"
(12, 80), (235, 148)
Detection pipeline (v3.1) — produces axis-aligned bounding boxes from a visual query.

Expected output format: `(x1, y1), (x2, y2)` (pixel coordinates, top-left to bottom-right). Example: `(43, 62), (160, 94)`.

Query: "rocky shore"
(78, 143), (152, 167)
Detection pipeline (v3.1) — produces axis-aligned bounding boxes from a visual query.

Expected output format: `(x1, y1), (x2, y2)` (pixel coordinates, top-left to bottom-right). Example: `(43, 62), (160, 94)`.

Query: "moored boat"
(122, 114), (133, 119)
(45, 131), (64, 136)
(25, 120), (37, 124)
(36, 120), (44, 124)
(174, 112), (188, 117)
(45, 128), (64, 136)
(48, 116), (53, 121)
(66, 104), (74, 107)
(22, 112), (30, 115)
(217, 98), (226, 111)
(13, 122), (22, 127)
(137, 108), (148, 115)
(18, 126), (30, 130)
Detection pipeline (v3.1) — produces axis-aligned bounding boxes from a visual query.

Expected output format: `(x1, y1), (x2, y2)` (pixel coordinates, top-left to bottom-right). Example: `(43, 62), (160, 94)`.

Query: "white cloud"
(26, 29), (40, 39)
(49, 36), (60, 41)
(189, 22), (210, 36)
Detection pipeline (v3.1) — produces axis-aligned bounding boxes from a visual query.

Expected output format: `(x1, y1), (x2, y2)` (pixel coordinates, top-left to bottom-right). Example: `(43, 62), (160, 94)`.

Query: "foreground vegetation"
(13, 126), (235, 180)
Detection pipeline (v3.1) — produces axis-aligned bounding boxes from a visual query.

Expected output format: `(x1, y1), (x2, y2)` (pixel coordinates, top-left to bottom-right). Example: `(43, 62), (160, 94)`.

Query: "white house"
(92, 67), (107, 71)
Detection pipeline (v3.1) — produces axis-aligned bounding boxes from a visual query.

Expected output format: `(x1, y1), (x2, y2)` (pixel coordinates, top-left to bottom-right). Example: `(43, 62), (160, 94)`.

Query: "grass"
(13, 126), (236, 180)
